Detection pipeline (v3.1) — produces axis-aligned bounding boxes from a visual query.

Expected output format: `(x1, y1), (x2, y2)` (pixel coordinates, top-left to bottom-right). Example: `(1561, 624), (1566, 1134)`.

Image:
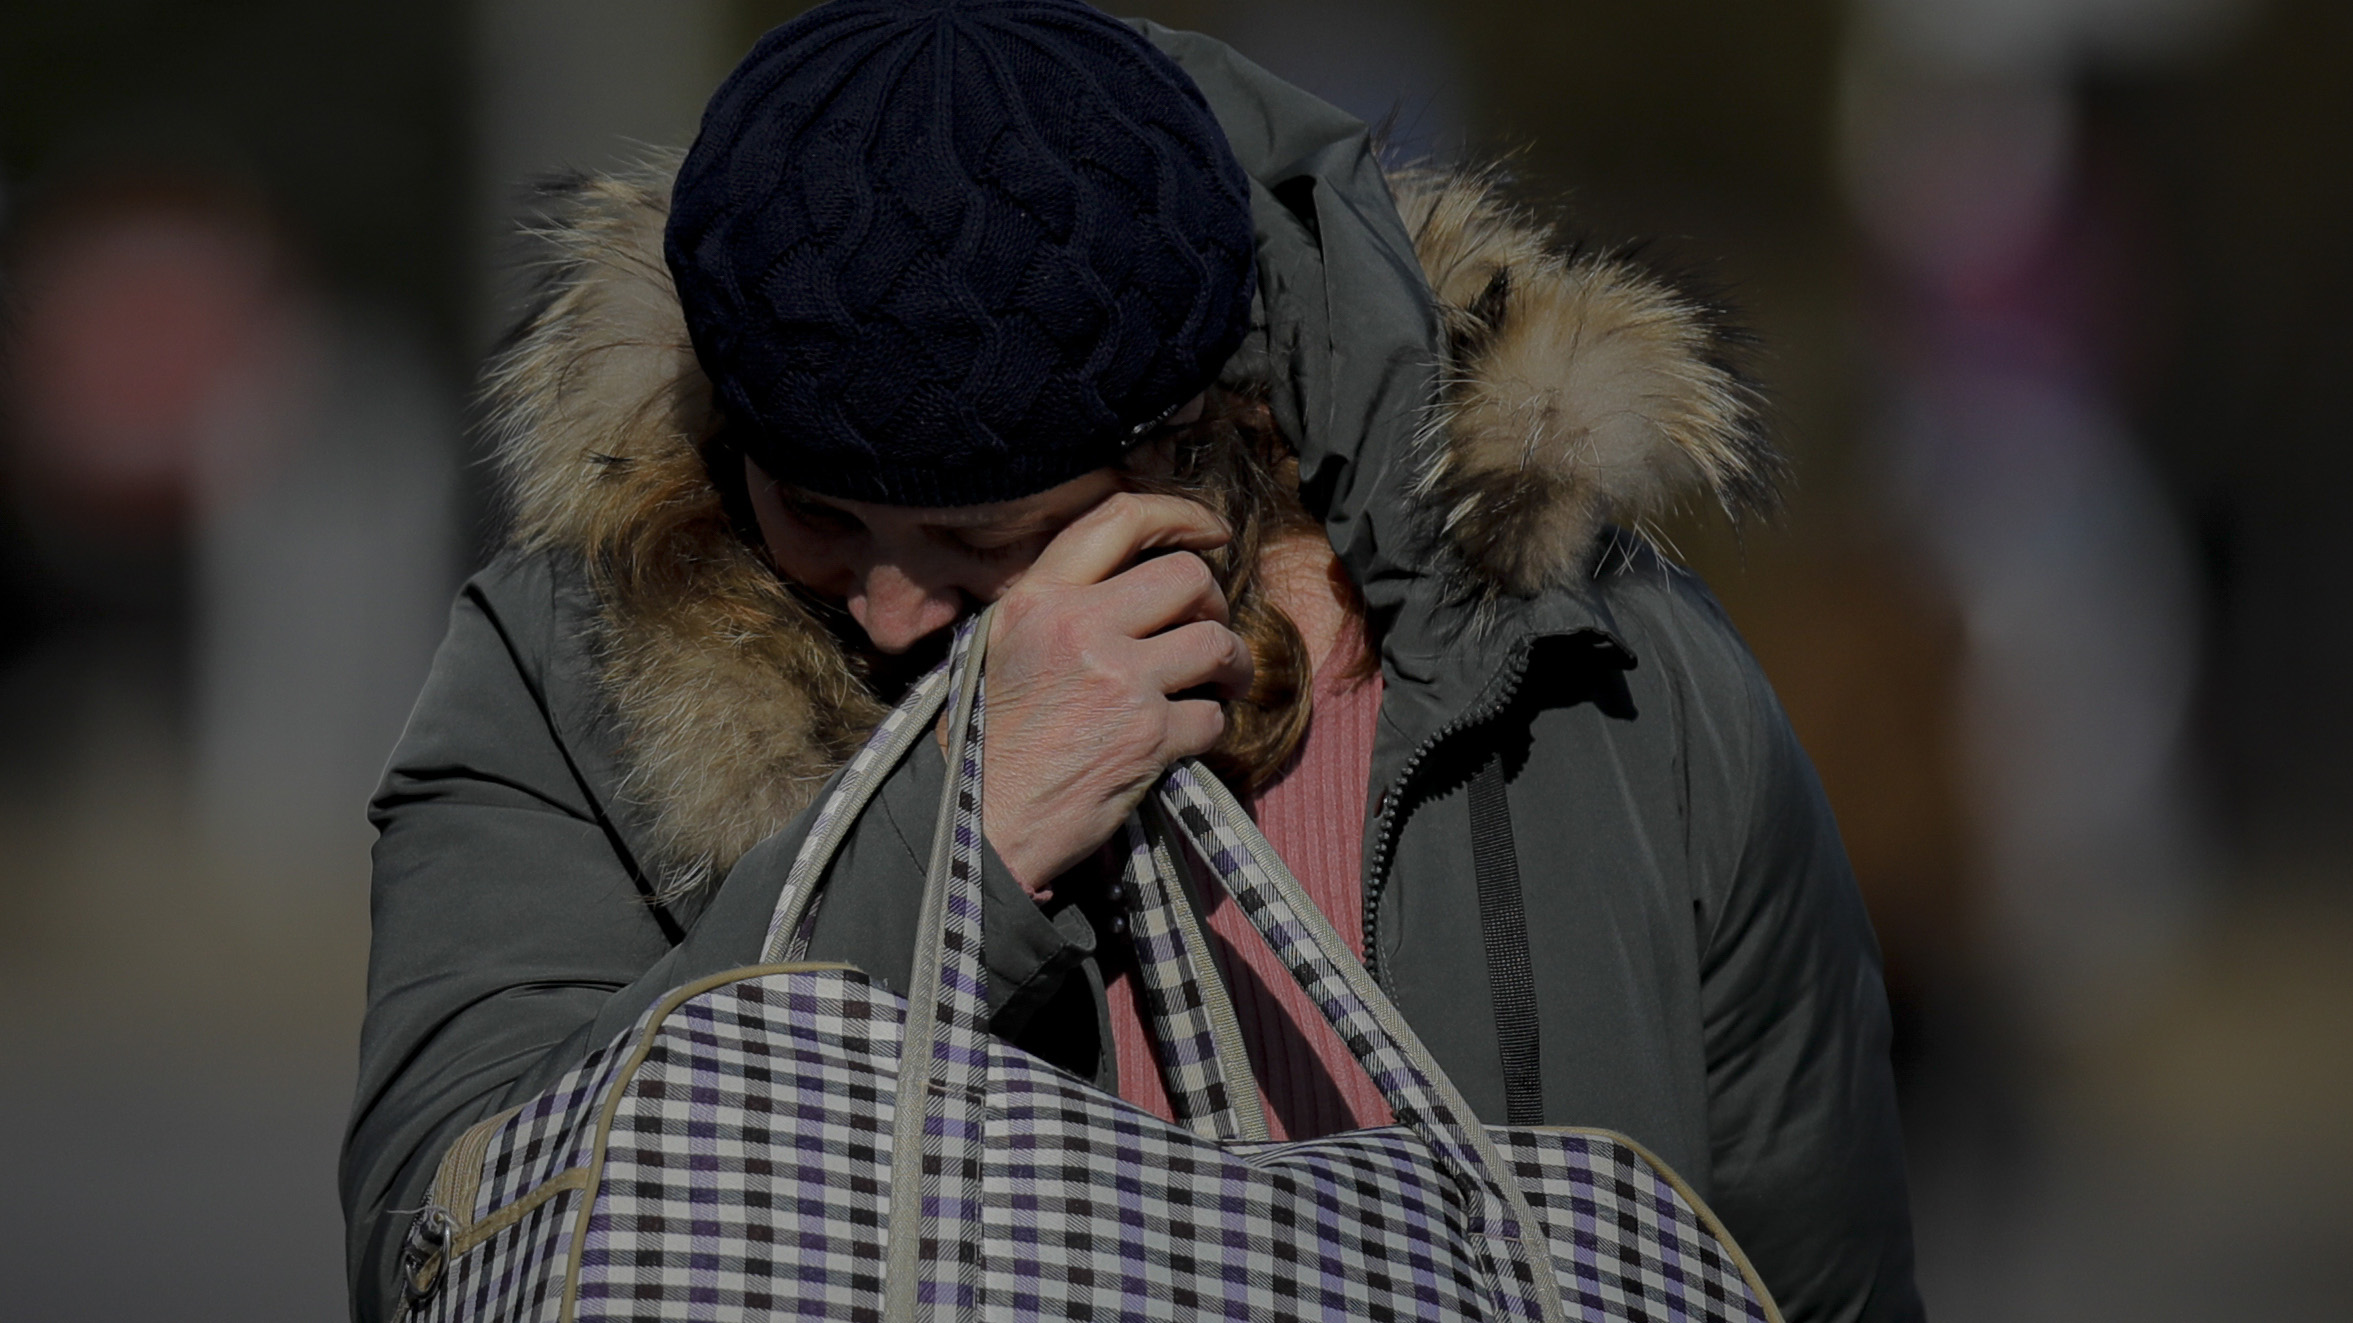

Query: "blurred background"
(0, 0), (2345, 1318)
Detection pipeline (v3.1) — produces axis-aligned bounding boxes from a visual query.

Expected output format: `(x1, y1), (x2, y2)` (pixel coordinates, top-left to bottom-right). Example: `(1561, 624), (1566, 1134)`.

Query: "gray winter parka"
(343, 25), (1923, 1323)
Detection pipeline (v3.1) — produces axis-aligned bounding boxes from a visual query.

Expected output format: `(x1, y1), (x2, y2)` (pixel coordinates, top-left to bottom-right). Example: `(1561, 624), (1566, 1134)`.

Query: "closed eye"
(782, 495), (863, 536)
(934, 527), (1047, 563)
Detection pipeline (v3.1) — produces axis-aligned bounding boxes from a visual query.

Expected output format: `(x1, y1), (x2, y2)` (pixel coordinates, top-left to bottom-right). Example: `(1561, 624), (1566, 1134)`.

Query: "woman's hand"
(980, 493), (1253, 898)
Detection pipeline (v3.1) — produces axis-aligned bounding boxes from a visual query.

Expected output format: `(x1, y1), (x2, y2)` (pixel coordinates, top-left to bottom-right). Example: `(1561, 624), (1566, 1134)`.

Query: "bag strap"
(885, 614), (993, 1323)
(1148, 765), (1567, 1323)
(796, 613), (1564, 1323)
(1118, 811), (1271, 1142)
(1471, 753), (1545, 1125)
(760, 662), (954, 963)
(756, 619), (1268, 1142)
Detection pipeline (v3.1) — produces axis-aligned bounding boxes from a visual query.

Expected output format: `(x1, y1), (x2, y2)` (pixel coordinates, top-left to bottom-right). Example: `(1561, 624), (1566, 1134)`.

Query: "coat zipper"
(1361, 634), (1537, 987)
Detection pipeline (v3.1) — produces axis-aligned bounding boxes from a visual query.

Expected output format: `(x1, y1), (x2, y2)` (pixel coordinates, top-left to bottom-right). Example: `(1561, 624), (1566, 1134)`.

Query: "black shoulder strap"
(1469, 754), (1544, 1125)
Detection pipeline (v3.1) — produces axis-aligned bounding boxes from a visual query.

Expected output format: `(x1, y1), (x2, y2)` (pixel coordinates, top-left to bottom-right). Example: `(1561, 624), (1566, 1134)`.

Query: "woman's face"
(745, 454), (1126, 654)
(745, 398), (1201, 654)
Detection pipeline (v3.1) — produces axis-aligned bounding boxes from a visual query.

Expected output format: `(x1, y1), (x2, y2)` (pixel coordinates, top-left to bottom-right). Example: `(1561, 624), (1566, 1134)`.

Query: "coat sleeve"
(1695, 646), (1927, 1323)
(339, 554), (1104, 1322)
(339, 556), (683, 1323)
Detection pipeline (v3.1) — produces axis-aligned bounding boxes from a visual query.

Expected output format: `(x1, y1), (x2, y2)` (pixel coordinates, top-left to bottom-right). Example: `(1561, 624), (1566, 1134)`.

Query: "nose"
(846, 562), (963, 653)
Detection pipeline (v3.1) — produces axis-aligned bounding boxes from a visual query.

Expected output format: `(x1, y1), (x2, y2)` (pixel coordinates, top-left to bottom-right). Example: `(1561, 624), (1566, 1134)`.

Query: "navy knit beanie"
(666, 0), (1259, 507)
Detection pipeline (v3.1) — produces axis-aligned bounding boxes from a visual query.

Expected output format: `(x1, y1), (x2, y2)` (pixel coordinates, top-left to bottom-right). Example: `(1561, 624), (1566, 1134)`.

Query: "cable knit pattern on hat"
(665, 0), (1259, 507)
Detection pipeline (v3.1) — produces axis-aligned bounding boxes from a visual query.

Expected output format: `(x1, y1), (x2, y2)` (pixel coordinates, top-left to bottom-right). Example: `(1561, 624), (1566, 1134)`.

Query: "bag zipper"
(1362, 633), (1536, 986)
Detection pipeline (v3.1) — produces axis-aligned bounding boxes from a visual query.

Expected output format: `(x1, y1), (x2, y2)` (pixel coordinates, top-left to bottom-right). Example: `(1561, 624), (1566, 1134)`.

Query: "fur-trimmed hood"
(486, 130), (1766, 894)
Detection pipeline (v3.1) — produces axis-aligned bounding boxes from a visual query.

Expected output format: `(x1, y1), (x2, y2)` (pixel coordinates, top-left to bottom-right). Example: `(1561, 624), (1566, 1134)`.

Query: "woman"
(344, 4), (1923, 1320)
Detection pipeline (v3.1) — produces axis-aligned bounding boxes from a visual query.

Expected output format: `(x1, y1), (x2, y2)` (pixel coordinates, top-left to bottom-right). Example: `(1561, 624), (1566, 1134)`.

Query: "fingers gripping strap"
(761, 664), (954, 963)
(1155, 761), (1570, 1323)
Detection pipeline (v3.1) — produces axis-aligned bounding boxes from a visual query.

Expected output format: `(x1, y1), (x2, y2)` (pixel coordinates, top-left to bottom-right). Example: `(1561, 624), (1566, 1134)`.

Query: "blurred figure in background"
(0, 169), (459, 1323)
(1843, 0), (2228, 1047)
(0, 6), (685, 1317)
(6, 179), (455, 896)
(1834, 2), (2353, 1320)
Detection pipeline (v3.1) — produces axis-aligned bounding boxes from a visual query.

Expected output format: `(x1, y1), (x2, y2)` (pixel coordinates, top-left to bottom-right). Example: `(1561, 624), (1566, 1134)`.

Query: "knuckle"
(1131, 697), (1166, 745)
(1197, 618), (1234, 657)
(1181, 704), (1227, 756)
(1138, 550), (1216, 604)
(1096, 490), (1148, 527)
(1176, 551), (1219, 596)
(1001, 578), (1056, 620)
(994, 585), (1038, 625)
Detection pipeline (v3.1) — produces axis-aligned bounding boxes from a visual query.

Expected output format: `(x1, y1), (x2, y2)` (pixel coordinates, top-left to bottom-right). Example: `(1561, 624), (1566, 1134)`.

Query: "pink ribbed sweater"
(1104, 626), (1394, 1139)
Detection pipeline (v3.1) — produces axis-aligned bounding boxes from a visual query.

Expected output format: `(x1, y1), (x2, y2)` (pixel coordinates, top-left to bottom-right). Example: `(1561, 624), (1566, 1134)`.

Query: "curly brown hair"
(1128, 385), (1361, 794)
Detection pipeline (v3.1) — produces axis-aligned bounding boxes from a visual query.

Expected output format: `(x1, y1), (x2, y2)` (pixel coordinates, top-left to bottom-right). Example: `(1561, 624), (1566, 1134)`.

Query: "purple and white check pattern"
(409, 1034), (636, 1322)
(405, 610), (1779, 1323)
(426, 1184), (584, 1323)
(897, 618), (992, 1319)
(581, 973), (902, 1320)
(1149, 763), (1559, 1323)
(417, 966), (1769, 1322)
(1499, 1130), (1771, 1322)
(1116, 814), (1248, 1141)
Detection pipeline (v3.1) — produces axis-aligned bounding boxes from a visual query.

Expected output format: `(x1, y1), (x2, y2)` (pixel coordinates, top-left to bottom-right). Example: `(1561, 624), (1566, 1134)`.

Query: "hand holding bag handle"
(758, 644), (1274, 1147)
(409, 616), (1771, 1323)
(822, 608), (1571, 1323)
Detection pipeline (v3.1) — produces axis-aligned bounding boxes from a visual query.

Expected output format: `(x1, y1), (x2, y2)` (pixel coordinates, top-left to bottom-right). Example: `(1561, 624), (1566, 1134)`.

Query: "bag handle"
(757, 612), (1566, 1323)
(1115, 809), (1273, 1142)
(882, 612), (993, 1321)
(758, 632), (1268, 1142)
(1139, 765), (1567, 1323)
(760, 662), (953, 964)
(871, 611), (1567, 1323)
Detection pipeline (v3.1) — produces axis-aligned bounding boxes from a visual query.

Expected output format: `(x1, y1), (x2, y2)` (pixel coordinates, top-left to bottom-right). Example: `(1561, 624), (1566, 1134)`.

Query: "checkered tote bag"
(398, 611), (1782, 1322)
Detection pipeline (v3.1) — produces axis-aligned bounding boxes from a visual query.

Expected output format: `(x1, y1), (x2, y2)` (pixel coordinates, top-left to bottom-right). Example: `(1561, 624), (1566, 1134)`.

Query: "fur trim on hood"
(1394, 167), (1772, 599)
(485, 156), (1769, 889)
